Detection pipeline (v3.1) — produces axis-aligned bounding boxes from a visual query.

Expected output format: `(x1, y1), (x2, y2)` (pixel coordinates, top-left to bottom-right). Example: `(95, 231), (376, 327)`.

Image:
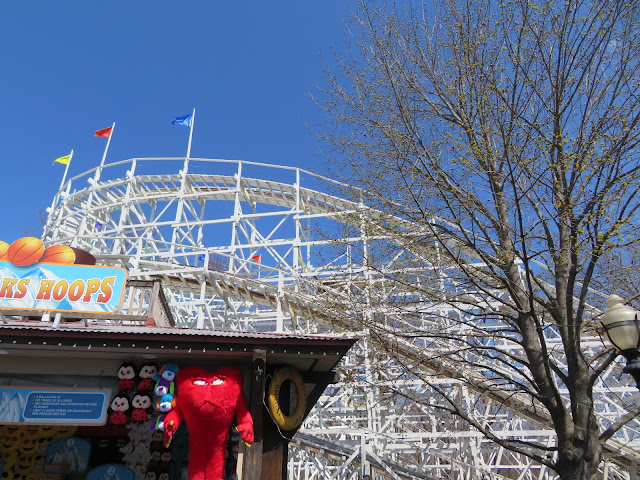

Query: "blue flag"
(172, 113), (193, 127)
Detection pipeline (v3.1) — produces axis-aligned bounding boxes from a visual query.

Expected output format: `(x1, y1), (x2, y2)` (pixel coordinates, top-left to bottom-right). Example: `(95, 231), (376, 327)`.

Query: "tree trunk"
(556, 418), (602, 480)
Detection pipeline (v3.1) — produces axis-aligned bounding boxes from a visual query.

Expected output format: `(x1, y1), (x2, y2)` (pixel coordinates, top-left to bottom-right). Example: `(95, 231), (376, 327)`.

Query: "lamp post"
(600, 295), (640, 387)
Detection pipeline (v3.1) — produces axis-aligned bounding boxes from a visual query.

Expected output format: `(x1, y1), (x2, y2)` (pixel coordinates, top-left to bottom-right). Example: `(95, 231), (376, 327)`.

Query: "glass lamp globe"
(600, 295), (640, 352)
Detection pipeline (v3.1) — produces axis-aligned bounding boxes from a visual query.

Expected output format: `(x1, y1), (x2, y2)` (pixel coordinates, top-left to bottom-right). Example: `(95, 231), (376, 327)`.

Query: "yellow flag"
(54, 154), (70, 165)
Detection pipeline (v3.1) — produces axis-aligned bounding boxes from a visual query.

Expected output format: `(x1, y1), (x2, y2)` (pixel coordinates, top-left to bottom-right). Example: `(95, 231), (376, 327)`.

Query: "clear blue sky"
(0, 1), (352, 242)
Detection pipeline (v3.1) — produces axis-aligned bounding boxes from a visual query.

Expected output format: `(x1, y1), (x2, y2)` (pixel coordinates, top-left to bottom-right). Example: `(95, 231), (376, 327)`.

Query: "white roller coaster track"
(42, 157), (640, 480)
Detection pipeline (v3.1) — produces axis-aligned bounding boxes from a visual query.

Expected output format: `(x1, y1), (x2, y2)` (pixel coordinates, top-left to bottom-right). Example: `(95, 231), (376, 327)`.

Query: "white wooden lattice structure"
(41, 157), (640, 480)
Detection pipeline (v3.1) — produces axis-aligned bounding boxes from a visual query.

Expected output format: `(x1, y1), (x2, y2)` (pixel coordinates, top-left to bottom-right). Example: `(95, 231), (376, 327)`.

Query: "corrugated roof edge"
(0, 322), (358, 345)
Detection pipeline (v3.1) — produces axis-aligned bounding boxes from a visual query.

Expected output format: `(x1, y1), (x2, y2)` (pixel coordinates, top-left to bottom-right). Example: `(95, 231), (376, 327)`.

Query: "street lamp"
(600, 295), (640, 387)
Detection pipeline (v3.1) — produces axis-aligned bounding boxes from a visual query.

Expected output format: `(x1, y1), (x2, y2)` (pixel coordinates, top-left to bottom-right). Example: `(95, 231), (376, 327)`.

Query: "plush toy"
(131, 391), (153, 422)
(0, 450), (17, 473)
(52, 426), (77, 440)
(118, 362), (138, 393)
(108, 394), (131, 425)
(159, 450), (171, 470)
(150, 364), (178, 432)
(163, 366), (253, 480)
(148, 450), (161, 469)
(149, 391), (175, 432)
(119, 440), (137, 471)
(153, 364), (179, 397)
(144, 471), (157, 480)
(155, 391), (175, 413)
(149, 431), (164, 452)
(137, 363), (158, 392)
(150, 413), (168, 433)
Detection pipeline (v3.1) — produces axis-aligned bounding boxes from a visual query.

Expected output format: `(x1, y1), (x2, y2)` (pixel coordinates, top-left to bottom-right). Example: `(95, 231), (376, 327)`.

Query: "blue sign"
(0, 387), (111, 425)
(86, 464), (135, 480)
(44, 437), (91, 474)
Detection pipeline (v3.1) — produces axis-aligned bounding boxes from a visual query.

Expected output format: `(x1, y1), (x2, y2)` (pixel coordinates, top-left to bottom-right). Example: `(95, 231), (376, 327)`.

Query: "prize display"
(0, 361), (252, 480)
(163, 367), (253, 480)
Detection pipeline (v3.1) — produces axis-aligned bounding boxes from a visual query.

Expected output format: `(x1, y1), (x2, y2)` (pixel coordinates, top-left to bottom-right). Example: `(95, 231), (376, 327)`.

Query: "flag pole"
(45, 149), (74, 240)
(95, 122), (116, 182)
(174, 109), (195, 256)
(186, 107), (195, 160)
(59, 149), (73, 191)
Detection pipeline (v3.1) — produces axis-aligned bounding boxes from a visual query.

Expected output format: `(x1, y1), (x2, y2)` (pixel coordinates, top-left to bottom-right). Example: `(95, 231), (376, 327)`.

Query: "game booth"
(0, 238), (356, 480)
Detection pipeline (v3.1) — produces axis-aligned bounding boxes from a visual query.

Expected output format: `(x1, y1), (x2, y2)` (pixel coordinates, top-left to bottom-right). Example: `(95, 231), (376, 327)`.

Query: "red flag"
(251, 255), (261, 263)
(94, 126), (113, 138)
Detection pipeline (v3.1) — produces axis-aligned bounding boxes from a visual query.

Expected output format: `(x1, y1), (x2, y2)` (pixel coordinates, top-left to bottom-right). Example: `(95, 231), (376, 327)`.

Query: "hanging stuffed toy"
(149, 431), (164, 452)
(150, 392), (175, 432)
(148, 450), (162, 469)
(117, 361), (138, 393)
(154, 364), (179, 397)
(159, 450), (171, 470)
(155, 392), (175, 413)
(108, 393), (131, 425)
(137, 363), (158, 392)
(131, 391), (153, 422)
(150, 365), (178, 432)
(163, 366), (253, 480)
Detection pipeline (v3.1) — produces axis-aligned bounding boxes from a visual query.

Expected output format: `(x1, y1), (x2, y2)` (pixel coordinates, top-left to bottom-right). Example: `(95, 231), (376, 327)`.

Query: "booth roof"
(0, 321), (358, 371)
(0, 321), (357, 344)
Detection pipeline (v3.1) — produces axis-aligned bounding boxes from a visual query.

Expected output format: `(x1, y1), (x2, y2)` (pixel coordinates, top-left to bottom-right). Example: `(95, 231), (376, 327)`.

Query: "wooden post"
(260, 446), (285, 479)
(260, 367), (291, 480)
(242, 349), (266, 480)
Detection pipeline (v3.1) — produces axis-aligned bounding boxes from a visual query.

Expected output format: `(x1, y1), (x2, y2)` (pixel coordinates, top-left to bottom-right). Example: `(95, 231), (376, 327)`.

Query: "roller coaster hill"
(35, 156), (640, 479)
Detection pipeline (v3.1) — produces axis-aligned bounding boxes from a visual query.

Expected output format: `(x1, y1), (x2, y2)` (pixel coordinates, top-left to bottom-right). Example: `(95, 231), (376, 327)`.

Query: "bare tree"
(313, 0), (640, 478)
(592, 246), (640, 308)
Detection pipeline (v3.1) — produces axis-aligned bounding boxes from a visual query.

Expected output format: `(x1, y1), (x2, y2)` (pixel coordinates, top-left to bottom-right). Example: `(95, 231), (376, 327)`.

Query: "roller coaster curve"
(42, 157), (640, 480)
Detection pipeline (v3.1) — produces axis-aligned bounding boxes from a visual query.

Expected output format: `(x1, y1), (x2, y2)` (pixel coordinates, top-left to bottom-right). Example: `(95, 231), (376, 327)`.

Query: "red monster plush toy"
(163, 366), (253, 480)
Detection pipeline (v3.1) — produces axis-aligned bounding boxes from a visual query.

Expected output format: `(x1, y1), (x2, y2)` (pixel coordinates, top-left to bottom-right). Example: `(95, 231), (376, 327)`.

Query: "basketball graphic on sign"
(40, 245), (76, 265)
(0, 241), (8, 261)
(7, 237), (45, 266)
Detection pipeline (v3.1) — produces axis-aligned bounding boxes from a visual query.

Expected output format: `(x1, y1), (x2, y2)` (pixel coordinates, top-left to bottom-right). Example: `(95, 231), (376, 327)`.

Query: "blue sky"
(0, 1), (352, 242)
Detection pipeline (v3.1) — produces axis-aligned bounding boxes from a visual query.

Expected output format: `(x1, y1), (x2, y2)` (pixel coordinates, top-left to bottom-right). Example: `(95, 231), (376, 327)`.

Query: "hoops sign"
(0, 261), (127, 314)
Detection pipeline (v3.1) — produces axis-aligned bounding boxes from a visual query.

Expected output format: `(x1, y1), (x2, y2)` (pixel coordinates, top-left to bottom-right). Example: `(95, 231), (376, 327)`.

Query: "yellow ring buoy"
(267, 366), (307, 430)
